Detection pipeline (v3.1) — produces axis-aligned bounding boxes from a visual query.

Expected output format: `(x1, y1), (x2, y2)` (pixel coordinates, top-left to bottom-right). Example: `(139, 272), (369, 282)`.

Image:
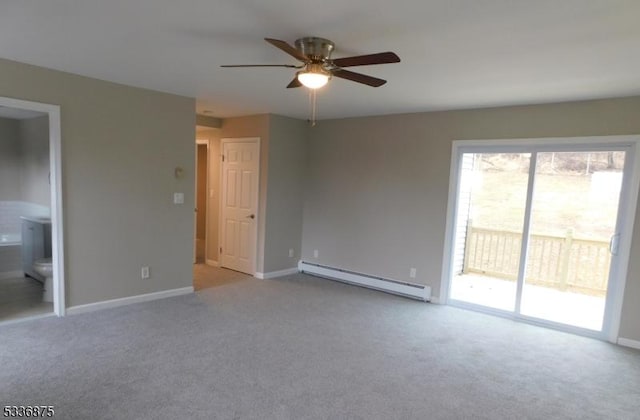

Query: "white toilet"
(33, 258), (53, 302)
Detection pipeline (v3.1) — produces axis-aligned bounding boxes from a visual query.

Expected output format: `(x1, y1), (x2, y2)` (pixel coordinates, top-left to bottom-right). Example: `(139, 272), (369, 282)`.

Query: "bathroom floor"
(0, 276), (52, 322)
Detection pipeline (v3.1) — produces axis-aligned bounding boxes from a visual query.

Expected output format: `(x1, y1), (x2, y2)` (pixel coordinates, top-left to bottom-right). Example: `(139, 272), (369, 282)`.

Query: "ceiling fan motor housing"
(295, 37), (335, 62)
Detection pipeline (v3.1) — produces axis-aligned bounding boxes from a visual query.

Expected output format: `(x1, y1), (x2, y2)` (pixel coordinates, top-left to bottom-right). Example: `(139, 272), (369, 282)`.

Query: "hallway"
(193, 264), (253, 291)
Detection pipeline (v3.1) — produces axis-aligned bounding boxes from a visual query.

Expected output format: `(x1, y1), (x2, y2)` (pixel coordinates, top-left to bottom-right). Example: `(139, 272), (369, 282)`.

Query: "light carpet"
(1, 274), (639, 419)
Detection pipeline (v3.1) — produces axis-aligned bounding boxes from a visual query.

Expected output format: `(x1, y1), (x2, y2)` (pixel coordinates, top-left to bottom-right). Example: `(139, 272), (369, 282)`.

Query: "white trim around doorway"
(0, 96), (65, 316)
(440, 135), (640, 343)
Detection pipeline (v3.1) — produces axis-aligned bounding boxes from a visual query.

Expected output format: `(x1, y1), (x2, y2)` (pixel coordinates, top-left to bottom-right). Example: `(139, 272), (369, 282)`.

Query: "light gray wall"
(302, 96), (640, 342)
(0, 118), (22, 201)
(0, 58), (195, 307)
(19, 116), (50, 207)
(263, 115), (307, 272)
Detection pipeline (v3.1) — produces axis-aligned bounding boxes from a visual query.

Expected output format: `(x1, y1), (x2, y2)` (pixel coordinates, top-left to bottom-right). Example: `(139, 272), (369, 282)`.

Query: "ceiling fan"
(221, 37), (401, 89)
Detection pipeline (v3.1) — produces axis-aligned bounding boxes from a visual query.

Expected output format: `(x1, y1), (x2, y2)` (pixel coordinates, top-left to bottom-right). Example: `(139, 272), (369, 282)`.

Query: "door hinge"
(220, 247), (222, 253)
(221, 154), (225, 162)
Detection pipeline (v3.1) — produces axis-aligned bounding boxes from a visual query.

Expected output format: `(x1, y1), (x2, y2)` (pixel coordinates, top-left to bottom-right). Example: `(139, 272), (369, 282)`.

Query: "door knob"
(246, 214), (255, 219)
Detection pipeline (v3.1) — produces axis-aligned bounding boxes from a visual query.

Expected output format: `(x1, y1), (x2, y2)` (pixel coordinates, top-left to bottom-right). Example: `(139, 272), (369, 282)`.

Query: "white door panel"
(220, 139), (259, 275)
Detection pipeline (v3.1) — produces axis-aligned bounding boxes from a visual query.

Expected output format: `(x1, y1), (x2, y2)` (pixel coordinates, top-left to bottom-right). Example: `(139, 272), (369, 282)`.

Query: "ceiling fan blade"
(286, 77), (302, 88)
(331, 69), (387, 87)
(332, 52), (400, 68)
(220, 64), (301, 68)
(264, 38), (308, 62)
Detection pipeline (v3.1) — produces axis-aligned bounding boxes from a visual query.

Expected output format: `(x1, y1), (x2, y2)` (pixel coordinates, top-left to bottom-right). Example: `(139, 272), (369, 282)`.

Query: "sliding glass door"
(446, 140), (636, 337)
(520, 151), (625, 330)
(449, 153), (531, 312)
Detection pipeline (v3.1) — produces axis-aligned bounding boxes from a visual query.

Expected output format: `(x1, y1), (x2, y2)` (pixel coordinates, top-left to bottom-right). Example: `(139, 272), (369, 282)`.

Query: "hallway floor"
(195, 238), (206, 263)
(193, 263), (253, 291)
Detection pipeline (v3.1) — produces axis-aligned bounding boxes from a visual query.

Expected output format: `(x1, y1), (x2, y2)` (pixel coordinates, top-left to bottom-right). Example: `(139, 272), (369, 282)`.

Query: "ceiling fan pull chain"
(309, 89), (317, 127)
(312, 89), (317, 127)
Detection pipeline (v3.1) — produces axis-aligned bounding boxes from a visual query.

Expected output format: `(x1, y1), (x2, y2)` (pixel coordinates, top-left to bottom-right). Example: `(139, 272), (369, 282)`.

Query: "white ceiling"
(1, 1), (639, 120)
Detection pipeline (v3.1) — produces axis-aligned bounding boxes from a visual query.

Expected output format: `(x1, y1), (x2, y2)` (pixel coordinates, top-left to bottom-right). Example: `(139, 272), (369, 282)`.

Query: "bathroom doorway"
(0, 96), (64, 322)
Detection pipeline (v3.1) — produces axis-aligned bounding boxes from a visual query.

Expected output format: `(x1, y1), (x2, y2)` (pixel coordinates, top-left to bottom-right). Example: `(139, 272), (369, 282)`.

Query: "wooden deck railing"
(462, 225), (611, 294)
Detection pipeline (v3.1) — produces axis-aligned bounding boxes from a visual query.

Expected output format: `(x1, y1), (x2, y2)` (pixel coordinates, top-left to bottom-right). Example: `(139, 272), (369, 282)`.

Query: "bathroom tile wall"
(0, 201), (50, 236)
(0, 114), (51, 238)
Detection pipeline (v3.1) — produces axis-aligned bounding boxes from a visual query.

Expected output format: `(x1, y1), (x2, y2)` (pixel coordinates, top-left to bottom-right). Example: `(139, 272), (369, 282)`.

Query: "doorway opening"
(193, 129), (220, 270)
(441, 137), (640, 341)
(195, 141), (208, 264)
(0, 96), (65, 323)
(192, 133), (258, 290)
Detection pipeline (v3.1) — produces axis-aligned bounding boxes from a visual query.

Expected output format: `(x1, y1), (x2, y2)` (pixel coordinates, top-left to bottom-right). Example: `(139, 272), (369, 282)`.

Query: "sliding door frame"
(440, 136), (640, 342)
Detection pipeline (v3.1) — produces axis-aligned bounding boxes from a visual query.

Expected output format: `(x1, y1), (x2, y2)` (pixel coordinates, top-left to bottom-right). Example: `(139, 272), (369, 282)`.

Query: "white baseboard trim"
(206, 259), (219, 267)
(429, 296), (441, 304)
(617, 337), (640, 350)
(298, 261), (431, 302)
(255, 267), (299, 279)
(66, 286), (194, 315)
(0, 270), (24, 281)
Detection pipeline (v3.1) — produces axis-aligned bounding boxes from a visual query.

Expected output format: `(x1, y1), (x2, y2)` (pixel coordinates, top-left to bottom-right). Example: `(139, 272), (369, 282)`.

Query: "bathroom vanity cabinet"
(21, 217), (52, 282)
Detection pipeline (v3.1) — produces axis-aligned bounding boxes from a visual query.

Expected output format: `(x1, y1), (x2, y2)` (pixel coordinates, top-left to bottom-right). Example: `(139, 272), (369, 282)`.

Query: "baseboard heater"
(298, 261), (431, 302)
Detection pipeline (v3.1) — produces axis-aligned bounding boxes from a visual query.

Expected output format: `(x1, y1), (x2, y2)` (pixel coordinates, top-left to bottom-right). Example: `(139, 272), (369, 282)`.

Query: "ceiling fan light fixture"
(297, 64), (330, 89)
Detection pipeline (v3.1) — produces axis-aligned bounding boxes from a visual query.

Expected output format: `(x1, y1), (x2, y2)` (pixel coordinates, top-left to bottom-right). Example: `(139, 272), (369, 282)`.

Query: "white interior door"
(220, 139), (259, 275)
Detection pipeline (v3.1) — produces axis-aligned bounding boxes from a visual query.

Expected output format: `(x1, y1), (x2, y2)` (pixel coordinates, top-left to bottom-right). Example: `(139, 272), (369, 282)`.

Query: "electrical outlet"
(313, 249), (319, 258)
(288, 248), (294, 258)
(141, 266), (150, 279)
(409, 268), (417, 278)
